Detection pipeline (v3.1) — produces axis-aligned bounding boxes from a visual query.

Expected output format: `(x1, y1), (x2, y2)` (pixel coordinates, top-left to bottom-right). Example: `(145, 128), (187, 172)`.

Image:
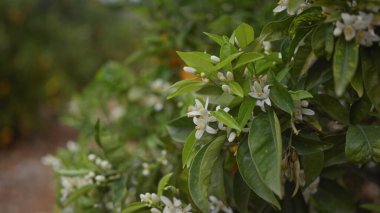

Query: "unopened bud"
(226, 71), (234, 81)
(217, 72), (226, 81)
(301, 100), (309, 107)
(210, 55), (220, 64)
(228, 132), (237, 142)
(88, 154), (96, 161)
(222, 84), (231, 94)
(183, 66), (196, 74)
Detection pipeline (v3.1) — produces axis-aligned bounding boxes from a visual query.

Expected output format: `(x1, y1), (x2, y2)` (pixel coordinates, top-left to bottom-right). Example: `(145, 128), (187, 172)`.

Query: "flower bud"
(221, 84), (231, 94)
(88, 154), (96, 161)
(217, 72), (226, 81)
(183, 66), (196, 74)
(226, 71), (234, 81)
(210, 55), (220, 64)
(228, 132), (237, 142)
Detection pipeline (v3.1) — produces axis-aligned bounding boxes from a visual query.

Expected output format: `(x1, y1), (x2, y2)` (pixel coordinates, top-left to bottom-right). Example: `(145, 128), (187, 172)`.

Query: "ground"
(0, 119), (77, 213)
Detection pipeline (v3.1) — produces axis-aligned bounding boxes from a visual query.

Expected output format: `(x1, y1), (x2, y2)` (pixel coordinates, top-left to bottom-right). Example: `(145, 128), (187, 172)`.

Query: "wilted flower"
(187, 98), (218, 140)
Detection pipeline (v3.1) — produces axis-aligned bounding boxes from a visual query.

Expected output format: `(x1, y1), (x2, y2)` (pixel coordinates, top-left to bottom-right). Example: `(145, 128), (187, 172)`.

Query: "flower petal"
(206, 126), (218, 134)
(302, 108), (315, 116)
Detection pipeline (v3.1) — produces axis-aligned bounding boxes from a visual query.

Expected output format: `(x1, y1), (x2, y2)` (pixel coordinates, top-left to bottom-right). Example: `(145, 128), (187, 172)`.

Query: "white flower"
(140, 193), (160, 207)
(161, 196), (191, 213)
(353, 12), (373, 30)
(356, 29), (380, 47)
(95, 175), (106, 183)
(248, 81), (271, 112)
(334, 13), (356, 41)
(187, 98), (218, 140)
(41, 154), (61, 169)
(262, 41), (272, 54)
(151, 208), (161, 213)
(183, 66), (197, 74)
(142, 163), (150, 176)
(211, 55), (220, 64)
(273, 0), (288, 13)
(208, 196), (233, 213)
(88, 154), (96, 161)
(66, 140), (78, 152)
(294, 100), (315, 121)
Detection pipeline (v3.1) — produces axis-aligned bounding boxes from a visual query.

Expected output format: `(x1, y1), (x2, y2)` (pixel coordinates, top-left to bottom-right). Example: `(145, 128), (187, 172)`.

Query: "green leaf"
(189, 136), (226, 212)
(63, 184), (96, 206)
(237, 98), (256, 129)
(168, 78), (198, 90)
(361, 46), (380, 111)
(182, 130), (197, 168)
(177, 51), (214, 74)
(292, 45), (317, 79)
(210, 110), (241, 131)
(94, 119), (102, 148)
(237, 139), (281, 209)
(268, 71), (294, 114)
(122, 202), (149, 213)
(208, 154), (226, 202)
(293, 134), (333, 155)
(351, 67), (364, 97)
(311, 23), (334, 58)
(333, 38), (359, 96)
(233, 173), (251, 213)
(157, 173), (173, 196)
(228, 81), (244, 98)
(289, 90), (313, 100)
(233, 23), (254, 48)
(167, 81), (205, 99)
(361, 203), (380, 212)
(214, 52), (243, 71)
(204, 32), (224, 46)
(57, 169), (90, 176)
(345, 125), (380, 163)
(166, 116), (194, 143)
(248, 111), (283, 198)
(301, 152), (324, 186)
(234, 52), (264, 69)
(314, 94), (349, 125)
(259, 17), (294, 41)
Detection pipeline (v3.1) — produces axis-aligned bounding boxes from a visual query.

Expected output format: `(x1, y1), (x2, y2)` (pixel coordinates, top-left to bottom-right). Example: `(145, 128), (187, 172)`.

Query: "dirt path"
(0, 120), (77, 213)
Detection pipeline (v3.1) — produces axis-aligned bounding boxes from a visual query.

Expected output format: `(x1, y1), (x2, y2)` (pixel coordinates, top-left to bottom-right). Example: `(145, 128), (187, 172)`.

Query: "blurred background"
(0, 0), (275, 212)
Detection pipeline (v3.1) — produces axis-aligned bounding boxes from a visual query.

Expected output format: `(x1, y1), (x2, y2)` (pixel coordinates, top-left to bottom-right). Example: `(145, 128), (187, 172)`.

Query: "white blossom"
(41, 154), (61, 170)
(142, 162), (150, 176)
(161, 196), (192, 213)
(88, 154), (96, 161)
(262, 41), (272, 54)
(187, 98), (218, 140)
(208, 196), (233, 213)
(66, 140), (78, 152)
(248, 81), (271, 112)
(273, 0), (288, 13)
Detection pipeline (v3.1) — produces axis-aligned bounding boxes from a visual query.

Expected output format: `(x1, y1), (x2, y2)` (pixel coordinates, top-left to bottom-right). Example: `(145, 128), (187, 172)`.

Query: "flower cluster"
(60, 175), (93, 202)
(334, 11), (380, 46)
(140, 193), (192, 213)
(88, 154), (112, 170)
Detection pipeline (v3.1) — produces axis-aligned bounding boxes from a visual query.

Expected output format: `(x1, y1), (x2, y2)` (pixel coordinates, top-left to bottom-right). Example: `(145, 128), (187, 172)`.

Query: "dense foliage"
(43, 0), (380, 212)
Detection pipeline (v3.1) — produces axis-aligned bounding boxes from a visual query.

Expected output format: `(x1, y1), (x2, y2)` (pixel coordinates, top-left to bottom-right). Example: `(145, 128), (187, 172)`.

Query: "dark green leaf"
(237, 98), (256, 129)
(314, 94), (349, 125)
(301, 152), (324, 186)
(268, 72), (294, 115)
(345, 125), (380, 163)
(333, 38), (359, 96)
(361, 46), (380, 111)
(237, 139), (280, 209)
(248, 111), (283, 197)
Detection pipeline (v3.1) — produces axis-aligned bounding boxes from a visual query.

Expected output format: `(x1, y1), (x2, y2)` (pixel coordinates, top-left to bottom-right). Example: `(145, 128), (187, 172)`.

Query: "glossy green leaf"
(182, 130), (197, 168)
(204, 32), (224, 46)
(234, 52), (264, 69)
(122, 202), (149, 213)
(228, 81), (244, 98)
(167, 81), (205, 99)
(233, 173), (251, 213)
(361, 47), (380, 111)
(210, 110), (241, 131)
(301, 152), (324, 186)
(237, 98), (256, 129)
(260, 17), (294, 41)
(233, 23), (254, 48)
(214, 52), (243, 71)
(311, 23), (334, 58)
(248, 111), (283, 197)
(268, 72), (294, 114)
(177, 51), (214, 74)
(189, 136), (226, 212)
(208, 154), (226, 202)
(157, 173), (173, 196)
(289, 90), (313, 100)
(314, 94), (349, 125)
(293, 134), (333, 155)
(345, 125), (380, 163)
(333, 38), (359, 96)
(237, 139), (281, 209)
